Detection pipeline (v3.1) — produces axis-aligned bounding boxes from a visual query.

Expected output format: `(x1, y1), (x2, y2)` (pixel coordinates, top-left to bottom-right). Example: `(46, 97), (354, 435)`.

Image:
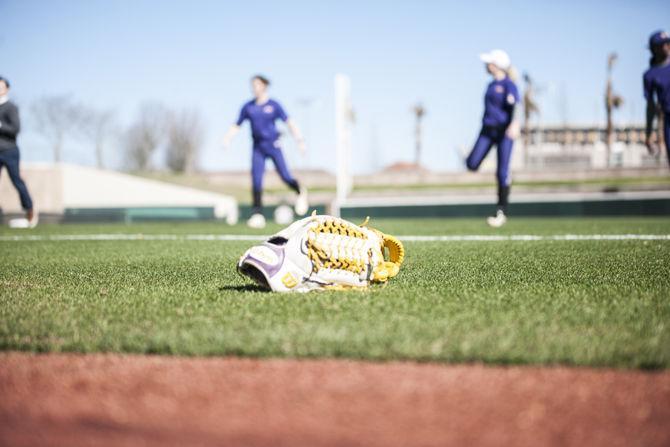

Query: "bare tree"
(77, 107), (116, 169)
(123, 103), (167, 171)
(523, 73), (540, 166)
(31, 95), (81, 162)
(165, 108), (204, 174)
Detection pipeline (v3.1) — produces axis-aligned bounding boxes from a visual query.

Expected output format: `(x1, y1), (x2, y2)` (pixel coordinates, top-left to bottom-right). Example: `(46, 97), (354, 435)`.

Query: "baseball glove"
(237, 213), (404, 292)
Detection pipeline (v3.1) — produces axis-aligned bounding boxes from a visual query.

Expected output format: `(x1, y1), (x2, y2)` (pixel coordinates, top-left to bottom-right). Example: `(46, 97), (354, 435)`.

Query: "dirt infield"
(1, 353), (669, 447)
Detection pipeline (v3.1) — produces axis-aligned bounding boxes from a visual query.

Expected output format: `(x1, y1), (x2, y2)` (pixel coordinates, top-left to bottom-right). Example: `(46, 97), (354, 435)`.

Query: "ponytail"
(506, 65), (519, 82)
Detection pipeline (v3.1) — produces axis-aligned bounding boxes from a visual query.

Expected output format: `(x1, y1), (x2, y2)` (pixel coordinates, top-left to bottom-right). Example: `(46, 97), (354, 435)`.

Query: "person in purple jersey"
(643, 30), (670, 166)
(466, 50), (520, 228)
(0, 76), (38, 228)
(223, 75), (308, 229)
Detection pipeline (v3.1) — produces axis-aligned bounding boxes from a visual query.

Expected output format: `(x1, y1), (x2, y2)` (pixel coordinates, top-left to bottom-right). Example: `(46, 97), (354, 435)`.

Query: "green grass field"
(1, 217), (669, 369)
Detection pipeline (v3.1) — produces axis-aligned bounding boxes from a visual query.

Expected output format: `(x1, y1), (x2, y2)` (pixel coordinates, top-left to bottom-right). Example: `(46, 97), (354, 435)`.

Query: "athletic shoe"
(27, 207), (38, 228)
(8, 207), (38, 229)
(247, 213), (266, 229)
(295, 187), (309, 216)
(486, 209), (507, 228)
(8, 218), (30, 229)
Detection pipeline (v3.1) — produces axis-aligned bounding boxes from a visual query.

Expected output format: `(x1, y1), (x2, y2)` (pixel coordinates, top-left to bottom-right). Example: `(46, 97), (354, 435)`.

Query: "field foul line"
(1, 234), (670, 242)
(401, 234), (670, 241)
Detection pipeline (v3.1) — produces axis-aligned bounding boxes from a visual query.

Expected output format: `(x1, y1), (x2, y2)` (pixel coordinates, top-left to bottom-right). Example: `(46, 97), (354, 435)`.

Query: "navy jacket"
(0, 101), (20, 151)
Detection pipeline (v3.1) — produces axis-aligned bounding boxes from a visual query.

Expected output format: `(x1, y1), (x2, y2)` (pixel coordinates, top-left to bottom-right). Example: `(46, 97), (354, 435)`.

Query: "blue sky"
(2, 0), (669, 173)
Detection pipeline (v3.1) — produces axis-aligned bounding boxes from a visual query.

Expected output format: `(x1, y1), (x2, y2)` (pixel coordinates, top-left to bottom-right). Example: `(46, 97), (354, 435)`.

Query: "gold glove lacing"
(306, 217), (404, 283)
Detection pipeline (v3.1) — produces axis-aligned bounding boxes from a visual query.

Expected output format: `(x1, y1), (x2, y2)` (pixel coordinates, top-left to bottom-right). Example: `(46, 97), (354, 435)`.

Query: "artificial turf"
(1, 217), (669, 369)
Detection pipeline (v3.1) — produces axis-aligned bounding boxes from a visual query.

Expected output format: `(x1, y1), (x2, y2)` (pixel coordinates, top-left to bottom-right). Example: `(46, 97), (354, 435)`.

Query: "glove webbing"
(372, 231), (405, 281)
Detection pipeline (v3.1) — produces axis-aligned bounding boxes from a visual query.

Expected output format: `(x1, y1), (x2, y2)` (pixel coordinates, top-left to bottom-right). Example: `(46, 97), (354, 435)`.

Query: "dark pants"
(251, 140), (299, 213)
(0, 147), (33, 211)
(664, 113), (670, 167)
(466, 126), (513, 211)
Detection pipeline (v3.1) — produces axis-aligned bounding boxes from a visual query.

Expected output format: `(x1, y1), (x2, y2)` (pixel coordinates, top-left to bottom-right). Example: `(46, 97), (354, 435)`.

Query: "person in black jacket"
(0, 76), (37, 227)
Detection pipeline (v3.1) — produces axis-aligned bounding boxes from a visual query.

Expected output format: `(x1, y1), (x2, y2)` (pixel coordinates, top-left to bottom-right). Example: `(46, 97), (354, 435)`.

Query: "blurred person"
(223, 75), (308, 229)
(466, 50), (520, 228)
(643, 30), (670, 165)
(0, 76), (37, 228)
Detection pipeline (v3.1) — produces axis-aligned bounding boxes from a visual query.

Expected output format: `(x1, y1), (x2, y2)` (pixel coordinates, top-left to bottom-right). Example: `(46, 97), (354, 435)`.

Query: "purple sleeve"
(274, 101), (289, 122)
(236, 104), (248, 126)
(505, 81), (519, 108)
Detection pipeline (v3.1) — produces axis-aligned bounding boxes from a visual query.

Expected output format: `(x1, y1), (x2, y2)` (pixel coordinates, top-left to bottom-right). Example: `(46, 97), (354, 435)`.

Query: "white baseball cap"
(480, 49), (511, 70)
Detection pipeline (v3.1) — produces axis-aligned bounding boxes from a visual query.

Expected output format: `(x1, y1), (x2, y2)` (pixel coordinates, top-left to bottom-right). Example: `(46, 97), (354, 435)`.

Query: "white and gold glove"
(237, 214), (404, 292)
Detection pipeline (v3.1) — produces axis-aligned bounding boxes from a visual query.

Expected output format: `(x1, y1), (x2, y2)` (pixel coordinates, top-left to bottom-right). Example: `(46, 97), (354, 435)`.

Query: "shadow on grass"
(218, 284), (268, 293)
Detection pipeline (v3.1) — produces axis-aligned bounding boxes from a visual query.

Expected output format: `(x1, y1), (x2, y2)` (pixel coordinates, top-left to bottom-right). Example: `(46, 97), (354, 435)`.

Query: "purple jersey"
(482, 77), (519, 128)
(644, 61), (670, 113)
(236, 98), (288, 144)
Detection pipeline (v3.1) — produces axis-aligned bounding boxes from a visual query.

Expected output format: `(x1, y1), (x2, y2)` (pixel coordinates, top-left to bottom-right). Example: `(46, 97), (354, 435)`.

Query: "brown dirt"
(1, 352), (669, 447)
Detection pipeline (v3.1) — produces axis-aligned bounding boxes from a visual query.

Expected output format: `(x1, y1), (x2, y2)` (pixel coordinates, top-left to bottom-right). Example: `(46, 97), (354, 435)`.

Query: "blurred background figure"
(644, 30), (670, 165)
(222, 75), (308, 229)
(465, 50), (519, 228)
(0, 76), (37, 228)
(605, 53), (624, 166)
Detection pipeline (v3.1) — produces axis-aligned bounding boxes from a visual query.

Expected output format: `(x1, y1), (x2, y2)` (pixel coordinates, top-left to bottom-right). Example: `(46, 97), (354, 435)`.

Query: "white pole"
(335, 74), (353, 213)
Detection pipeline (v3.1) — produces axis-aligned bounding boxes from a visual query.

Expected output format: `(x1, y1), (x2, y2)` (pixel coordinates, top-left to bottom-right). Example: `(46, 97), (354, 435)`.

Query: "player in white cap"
(466, 50), (519, 228)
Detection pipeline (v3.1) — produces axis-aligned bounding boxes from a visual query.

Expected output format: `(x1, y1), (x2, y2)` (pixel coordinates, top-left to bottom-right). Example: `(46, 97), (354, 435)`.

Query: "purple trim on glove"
(240, 242), (285, 278)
